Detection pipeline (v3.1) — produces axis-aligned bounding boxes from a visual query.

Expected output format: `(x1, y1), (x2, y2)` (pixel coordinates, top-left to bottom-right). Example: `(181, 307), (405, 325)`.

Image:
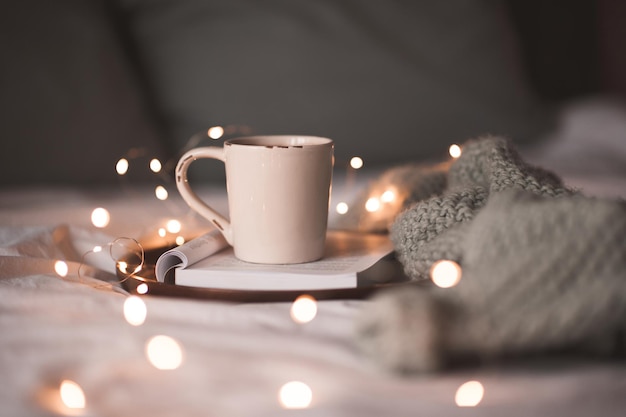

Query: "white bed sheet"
(1, 99), (625, 417)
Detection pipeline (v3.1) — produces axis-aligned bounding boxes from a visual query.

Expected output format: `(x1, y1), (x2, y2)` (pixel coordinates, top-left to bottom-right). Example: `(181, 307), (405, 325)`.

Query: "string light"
(380, 189), (396, 203)
(90, 208), (110, 228)
(136, 283), (149, 294)
(145, 335), (184, 370)
(155, 185), (169, 201)
(166, 219), (182, 234)
(149, 158), (162, 173)
(175, 236), (185, 246)
(290, 295), (318, 324)
(208, 126), (224, 139)
(123, 295), (147, 326)
(336, 202), (349, 215)
(59, 380), (86, 410)
(54, 260), (69, 278)
(365, 197), (381, 212)
(92, 246), (102, 253)
(278, 381), (313, 409)
(430, 260), (462, 288)
(115, 158), (129, 175)
(350, 156), (364, 169)
(449, 144), (462, 159)
(455, 380), (484, 407)
(158, 228), (166, 238)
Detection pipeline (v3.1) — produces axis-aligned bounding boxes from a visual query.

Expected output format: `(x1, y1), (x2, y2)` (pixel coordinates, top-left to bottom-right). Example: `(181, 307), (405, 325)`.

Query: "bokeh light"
(455, 380), (484, 407)
(90, 208), (110, 228)
(430, 260), (462, 288)
(208, 126), (224, 139)
(350, 157), (364, 169)
(166, 219), (182, 234)
(290, 295), (318, 324)
(365, 197), (381, 212)
(54, 260), (69, 277)
(155, 185), (169, 201)
(175, 236), (185, 246)
(145, 335), (184, 370)
(449, 144), (462, 159)
(336, 202), (349, 214)
(123, 296), (147, 326)
(59, 380), (86, 410)
(278, 381), (313, 409)
(115, 158), (129, 175)
(149, 158), (162, 173)
(136, 283), (149, 295)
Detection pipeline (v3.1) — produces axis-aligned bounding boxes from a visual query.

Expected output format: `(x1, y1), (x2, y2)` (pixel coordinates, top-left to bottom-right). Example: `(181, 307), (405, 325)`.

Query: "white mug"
(176, 135), (334, 264)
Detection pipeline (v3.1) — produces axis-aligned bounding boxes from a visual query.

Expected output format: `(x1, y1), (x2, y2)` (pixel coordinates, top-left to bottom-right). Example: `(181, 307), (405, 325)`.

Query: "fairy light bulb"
(430, 260), (462, 288)
(54, 260), (69, 277)
(336, 202), (349, 215)
(116, 158), (129, 175)
(278, 381), (313, 409)
(166, 219), (181, 234)
(123, 296), (147, 326)
(381, 189), (396, 203)
(290, 295), (318, 324)
(158, 228), (166, 238)
(350, 156), (364, 169)
(145, 335), (184, 370)
(455, 380), (484, 407)
(149, 158), (162, 173)
(175, 236), (185, 246)
(59, 380), (86, 410)
(449, 144), (462, 159)
(136, 283), (149, 294)
(91, 208), (110, 228)
(365, 197), (381, 212)
(155, 185), (168, 200)
(208, 126), (224, 139)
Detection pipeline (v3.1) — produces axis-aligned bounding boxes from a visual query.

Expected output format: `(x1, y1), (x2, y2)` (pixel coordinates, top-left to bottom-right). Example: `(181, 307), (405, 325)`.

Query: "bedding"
(1, 99), (625, 416)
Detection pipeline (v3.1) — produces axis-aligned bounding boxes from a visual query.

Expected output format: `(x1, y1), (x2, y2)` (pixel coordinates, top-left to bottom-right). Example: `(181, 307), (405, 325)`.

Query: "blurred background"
(1, 0), (624, 186)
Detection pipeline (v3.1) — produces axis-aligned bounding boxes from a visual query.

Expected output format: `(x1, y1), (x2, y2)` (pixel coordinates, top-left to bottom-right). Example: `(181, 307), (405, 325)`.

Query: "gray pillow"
(0, 0), (167, 186)
(119, 0), (552, 182)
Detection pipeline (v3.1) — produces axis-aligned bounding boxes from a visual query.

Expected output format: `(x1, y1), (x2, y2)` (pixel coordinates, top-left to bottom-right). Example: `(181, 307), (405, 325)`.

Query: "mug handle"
(175, 147), (233, 245)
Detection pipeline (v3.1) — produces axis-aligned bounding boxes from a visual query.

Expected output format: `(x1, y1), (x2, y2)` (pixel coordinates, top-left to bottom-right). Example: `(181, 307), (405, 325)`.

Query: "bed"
(1, 98), (625, 416)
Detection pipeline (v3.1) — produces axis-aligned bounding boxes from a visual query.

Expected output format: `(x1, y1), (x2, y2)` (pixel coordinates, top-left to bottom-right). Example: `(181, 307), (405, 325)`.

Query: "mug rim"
(225, 135), (332, 148)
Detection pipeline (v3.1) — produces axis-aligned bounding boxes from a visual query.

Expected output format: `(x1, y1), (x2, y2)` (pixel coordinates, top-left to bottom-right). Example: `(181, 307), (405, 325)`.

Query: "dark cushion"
(0, 0), (167, 186)
(119, 0), (552, 181)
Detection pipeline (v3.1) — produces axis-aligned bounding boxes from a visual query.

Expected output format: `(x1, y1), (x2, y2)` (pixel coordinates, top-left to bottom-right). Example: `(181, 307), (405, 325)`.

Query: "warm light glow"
(350, 156), (364, 169)
(59, 380), (86, 410)
(155, 185), (169, 200)
(117, 261), (142, 275)
(381, 190), (396, 203)
(175, 236), (185, 246)
(123, 296), (147, 326)
(336, 202), (349, 215)
(455, 380), (484, 407)
(208, 126), (224, 139)
(149, 158), (162, 173)
(278, 381), (313, 409)
(54, 261), (68, 277)
(145, 335), (184, 370)
(116, 158), (129, 175)
(158, 228), (166, 238)
(93, 245), (102, 253)
(365, 197), (381, 212)
(430, 260), (462, 288)
(91, 208), (110, 228)
(449, 144), (462, 159)
(136, 283), (149, 294)
(166, 219), (182, 234)
(290, 295), (318, 324)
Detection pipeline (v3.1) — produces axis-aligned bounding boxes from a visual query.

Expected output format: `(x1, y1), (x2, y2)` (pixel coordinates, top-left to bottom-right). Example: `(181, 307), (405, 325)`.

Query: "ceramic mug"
(176, 135), (334, 264)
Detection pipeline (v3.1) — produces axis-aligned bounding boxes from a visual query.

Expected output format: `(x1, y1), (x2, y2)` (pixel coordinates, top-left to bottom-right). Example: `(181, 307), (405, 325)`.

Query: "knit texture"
(353, 136), (626, 373)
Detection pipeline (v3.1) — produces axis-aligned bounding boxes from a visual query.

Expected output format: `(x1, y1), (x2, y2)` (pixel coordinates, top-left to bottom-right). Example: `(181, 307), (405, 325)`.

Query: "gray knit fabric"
(353, 136), (626, 373)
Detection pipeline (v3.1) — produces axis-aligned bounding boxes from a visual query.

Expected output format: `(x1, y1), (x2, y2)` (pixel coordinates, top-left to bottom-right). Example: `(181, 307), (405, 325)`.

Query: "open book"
(155, 229), (397, 291)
